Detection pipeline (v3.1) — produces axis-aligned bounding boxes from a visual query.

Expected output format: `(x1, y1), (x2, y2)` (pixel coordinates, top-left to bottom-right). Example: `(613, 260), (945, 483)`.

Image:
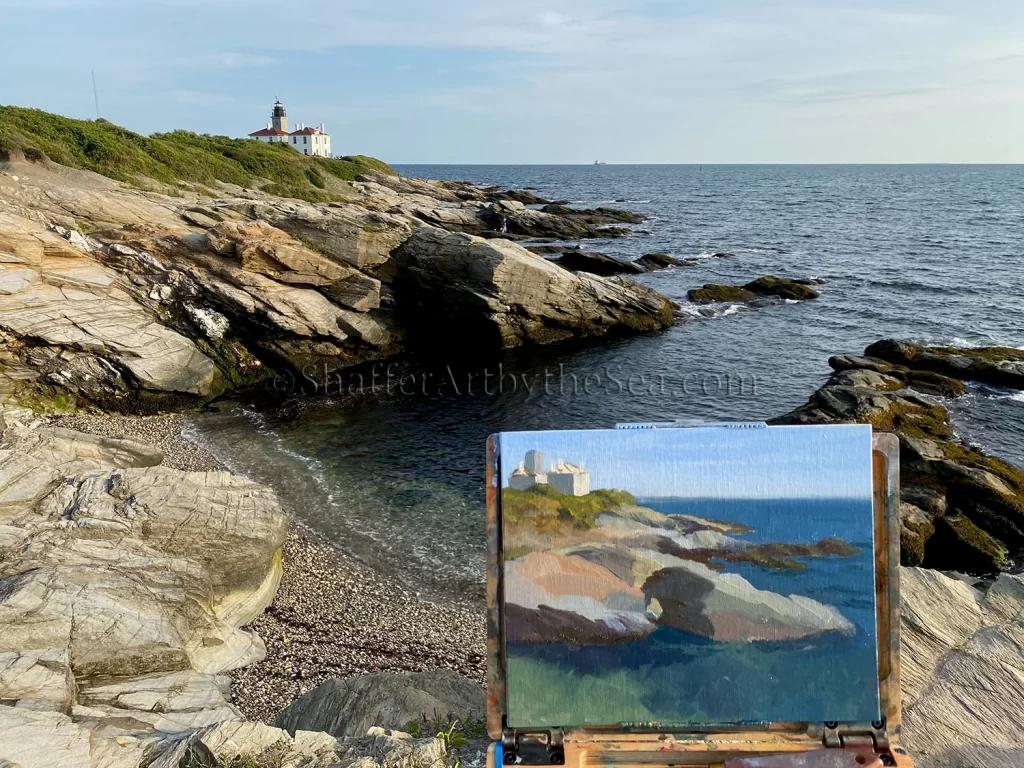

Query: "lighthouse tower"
(271, 100), (288, 133)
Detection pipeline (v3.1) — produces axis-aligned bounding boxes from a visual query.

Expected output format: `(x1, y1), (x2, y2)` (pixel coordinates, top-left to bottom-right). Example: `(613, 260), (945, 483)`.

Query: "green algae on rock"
(774, 340), (1024, 575)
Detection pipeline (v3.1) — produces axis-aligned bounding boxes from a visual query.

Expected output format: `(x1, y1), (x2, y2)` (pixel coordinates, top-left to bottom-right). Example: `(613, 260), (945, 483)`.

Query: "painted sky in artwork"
(500, 424), (873, 499)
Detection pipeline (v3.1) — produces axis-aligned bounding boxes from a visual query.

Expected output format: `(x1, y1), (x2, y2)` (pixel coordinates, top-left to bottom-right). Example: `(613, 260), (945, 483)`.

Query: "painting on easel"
(498, 424), (879, 728)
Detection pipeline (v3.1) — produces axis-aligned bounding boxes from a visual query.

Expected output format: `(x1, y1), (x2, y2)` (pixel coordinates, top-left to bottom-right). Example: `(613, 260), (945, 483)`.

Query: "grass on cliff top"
(0, 105), (395, 203)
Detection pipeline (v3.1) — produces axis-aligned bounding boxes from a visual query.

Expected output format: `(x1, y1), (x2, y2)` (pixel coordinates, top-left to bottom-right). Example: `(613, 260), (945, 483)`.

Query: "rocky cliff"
(0, 143), (674, 412)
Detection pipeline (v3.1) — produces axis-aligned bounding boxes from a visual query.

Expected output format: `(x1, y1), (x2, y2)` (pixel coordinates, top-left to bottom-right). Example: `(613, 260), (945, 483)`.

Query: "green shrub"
(0, 105), (395, 201)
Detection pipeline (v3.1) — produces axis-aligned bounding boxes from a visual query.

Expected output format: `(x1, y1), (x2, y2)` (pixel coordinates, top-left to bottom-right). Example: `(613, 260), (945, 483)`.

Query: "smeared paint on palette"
(498, 425), (879, 728)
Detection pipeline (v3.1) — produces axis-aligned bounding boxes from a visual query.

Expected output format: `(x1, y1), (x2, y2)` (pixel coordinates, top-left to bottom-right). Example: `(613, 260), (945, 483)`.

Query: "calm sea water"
(188, 165), (1024, 602)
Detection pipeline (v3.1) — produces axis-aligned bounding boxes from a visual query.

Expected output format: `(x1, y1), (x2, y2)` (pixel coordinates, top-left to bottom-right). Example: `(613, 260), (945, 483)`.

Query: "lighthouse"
(247, 99), (332, 157)
(271, 100), (288, 133)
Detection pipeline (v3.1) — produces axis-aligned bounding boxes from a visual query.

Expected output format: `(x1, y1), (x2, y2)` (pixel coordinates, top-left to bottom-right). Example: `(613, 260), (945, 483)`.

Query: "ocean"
(187, 164), (1024, 602)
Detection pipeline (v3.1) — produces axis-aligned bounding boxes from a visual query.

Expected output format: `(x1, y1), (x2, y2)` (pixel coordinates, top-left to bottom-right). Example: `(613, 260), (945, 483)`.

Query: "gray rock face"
(258, 203), (413, 270)
(901, 568), (1024, 768)
(274, 670), (486, 739)
(0, 649), (75, 713)
(0, 409), (288, 765)
(0, 213), (222, 408)
(391, 228), (676, 348)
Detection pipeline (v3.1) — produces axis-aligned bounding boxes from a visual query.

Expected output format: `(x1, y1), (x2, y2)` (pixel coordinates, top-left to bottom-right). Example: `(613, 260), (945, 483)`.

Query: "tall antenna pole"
(91, 69), (101, 119)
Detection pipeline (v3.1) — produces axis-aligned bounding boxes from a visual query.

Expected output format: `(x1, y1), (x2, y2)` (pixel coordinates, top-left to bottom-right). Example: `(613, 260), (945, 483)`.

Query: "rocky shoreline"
(2, 119), (1024, 766)
(46, 411), (488, 726)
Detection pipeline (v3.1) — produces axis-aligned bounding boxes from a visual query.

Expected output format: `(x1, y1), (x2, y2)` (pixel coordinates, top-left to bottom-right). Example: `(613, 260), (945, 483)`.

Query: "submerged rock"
(636, 252), (683, 270)
(744, 275), (821, 300)
(688, 283), (758, 304)
(688, 276), (820, 304)
(391, 228), (676, 349)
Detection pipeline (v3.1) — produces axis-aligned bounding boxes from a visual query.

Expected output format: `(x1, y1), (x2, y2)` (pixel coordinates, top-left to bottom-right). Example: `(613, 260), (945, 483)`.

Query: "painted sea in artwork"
(498, 425), (879, 728)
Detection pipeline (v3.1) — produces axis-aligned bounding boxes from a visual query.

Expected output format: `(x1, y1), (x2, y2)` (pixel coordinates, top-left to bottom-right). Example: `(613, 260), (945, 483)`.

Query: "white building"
(247, 100), (332, 158)
(548, 459), (591, 496)
(288, 124), (332, 158)
(508, 450), (590, 496)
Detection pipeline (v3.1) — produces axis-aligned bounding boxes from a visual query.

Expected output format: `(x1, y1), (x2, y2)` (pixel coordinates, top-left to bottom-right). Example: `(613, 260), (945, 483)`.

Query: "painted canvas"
(498, 424), (879, 729)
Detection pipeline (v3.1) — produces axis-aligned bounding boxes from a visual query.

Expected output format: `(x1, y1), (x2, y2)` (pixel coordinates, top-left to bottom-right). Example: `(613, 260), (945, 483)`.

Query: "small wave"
(911, 336), (1020, 350)
(677, 302), (745, 320)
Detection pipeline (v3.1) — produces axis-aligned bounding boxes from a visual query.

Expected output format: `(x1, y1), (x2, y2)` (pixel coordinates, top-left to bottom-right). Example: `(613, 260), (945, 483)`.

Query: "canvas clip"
(614, 419), (768, 430)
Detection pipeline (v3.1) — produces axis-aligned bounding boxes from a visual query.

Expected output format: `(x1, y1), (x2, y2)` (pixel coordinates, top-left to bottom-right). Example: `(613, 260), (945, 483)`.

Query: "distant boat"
(594, 160), (607, 165)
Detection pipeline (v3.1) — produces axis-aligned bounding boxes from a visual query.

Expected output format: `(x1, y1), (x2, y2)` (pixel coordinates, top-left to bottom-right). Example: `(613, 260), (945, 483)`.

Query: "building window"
(292, 137), (296, 144)
(303, 136), (307, 144)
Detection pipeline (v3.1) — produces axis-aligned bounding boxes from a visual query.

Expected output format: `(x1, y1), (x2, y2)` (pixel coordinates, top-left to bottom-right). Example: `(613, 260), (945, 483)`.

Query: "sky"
(2, 1), (1023, 163)
(499, 424), (874, 499)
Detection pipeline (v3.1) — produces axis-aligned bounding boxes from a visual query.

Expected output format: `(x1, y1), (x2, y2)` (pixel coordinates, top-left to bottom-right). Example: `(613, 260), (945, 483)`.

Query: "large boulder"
(391, 228), (676, 348)
(560, 543), (854, 643)
(274, 670), (485, 739)
(644, 560), (854, 641)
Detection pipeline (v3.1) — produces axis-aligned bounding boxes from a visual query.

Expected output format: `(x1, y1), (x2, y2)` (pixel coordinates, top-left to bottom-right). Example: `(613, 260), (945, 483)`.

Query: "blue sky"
(499, 424), (873, 499)
(2, 1), (1022, 163)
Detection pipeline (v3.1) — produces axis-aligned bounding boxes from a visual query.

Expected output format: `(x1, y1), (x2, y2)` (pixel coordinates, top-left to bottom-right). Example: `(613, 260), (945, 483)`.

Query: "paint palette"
(485, 423), (913, 768)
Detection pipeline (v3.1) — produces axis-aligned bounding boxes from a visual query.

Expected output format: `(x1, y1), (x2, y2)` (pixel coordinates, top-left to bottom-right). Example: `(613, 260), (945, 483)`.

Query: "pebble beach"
(47, 412), (488, 725)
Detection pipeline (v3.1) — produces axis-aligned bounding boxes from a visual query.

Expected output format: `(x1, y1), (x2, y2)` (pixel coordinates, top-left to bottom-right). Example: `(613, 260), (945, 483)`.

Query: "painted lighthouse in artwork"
(508, 450), (591, 496)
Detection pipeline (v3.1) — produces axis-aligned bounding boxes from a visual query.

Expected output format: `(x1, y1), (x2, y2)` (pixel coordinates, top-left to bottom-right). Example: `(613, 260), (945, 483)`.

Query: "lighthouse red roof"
(289, 126), (324, 135)
(248, 127), (289, 137)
